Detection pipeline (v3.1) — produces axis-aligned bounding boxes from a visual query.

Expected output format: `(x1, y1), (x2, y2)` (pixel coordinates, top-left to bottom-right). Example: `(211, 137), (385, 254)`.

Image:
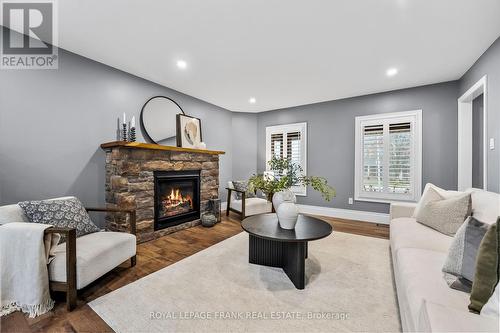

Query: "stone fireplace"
(101, 141), (224, 243)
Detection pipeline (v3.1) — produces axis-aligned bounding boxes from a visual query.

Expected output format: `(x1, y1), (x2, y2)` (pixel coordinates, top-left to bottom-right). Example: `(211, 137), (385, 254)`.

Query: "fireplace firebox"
(154, 170), (201, 231)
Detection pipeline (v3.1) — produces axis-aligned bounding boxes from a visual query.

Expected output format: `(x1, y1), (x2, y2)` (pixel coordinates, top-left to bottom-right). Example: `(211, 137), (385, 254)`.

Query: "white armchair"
(0, 196), (136, 311)
(226, 181), (273, 219)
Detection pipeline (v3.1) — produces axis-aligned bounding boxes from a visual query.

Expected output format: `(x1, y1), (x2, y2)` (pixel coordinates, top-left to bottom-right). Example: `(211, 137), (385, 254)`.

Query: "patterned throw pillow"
(232, 181), (256, 200)
(18, 197), (100, 243)
(415, 193), (472, 236)
(442, 216), (489, 292)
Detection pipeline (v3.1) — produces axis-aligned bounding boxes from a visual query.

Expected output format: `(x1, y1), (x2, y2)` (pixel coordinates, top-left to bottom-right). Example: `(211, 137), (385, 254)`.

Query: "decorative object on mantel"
(128, 116), (136, 142)
(121, 112), (128, 141)
(201, 213), (217, 227)
(248, 157), (336, 229)
(140, 96), (185, 144)
(194, 141), (207, 150)
(176, 114), (202, 149)
(208, 198), (221, 222)
(117, 113), (136, 142)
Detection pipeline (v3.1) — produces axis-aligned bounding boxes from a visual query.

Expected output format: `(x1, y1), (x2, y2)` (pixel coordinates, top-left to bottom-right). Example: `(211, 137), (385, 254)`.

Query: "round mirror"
(140, 96), (185, 144)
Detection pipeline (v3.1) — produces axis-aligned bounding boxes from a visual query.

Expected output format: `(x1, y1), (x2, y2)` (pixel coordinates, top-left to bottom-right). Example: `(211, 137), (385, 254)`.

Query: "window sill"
(354, 196), (418, 205)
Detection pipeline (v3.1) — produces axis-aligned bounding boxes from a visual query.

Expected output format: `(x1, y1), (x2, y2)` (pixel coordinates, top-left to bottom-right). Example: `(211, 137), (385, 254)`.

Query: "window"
(266, 122), (307, 196)
(355, 110), (422, 203)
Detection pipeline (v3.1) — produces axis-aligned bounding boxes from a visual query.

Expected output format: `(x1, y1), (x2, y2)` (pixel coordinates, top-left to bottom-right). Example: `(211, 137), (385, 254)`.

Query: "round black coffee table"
(241, 213), (333, 289)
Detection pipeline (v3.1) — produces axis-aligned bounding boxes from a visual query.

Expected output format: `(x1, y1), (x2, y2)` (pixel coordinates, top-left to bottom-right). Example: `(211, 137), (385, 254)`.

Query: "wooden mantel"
(100, 141), (225, 155)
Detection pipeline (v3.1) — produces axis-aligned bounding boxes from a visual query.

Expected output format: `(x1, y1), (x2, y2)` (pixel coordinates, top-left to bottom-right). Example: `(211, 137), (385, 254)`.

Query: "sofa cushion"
(49, 231), (136, 290)
(396, 248), (470, 328)
(471, 189), (500, 225)
(390, 217), (453, 256)
(418, 300), (499, 332)
(230, 197), (272, 217)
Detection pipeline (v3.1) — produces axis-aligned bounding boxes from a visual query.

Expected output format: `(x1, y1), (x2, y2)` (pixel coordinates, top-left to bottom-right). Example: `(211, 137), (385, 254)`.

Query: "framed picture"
(176, 114), (203, 148)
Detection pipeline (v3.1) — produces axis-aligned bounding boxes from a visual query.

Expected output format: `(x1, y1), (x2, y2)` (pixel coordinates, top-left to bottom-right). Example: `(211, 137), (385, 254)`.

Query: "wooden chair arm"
(224, 187), (246, 194)
(225, 188), (246, 218)
(44, 226), (77, 310)
(44, 226), (75, 235)
(85, 207), (136, 235)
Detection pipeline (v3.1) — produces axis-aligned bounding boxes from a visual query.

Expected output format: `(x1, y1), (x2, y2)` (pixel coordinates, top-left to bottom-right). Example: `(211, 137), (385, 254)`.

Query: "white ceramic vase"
(277, 202), (299, 229)
(272, 189), (297, 211)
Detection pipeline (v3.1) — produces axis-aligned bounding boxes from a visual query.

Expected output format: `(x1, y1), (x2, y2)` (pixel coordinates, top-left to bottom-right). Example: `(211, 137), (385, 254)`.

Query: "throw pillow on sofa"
(469, 218), (500, 314)
(412, 183), (465, 218)
(442, 216), (490, 292)
(415, 193), (472, 236)
(19, 197), (100, 243)
(412, 185), (443, 218)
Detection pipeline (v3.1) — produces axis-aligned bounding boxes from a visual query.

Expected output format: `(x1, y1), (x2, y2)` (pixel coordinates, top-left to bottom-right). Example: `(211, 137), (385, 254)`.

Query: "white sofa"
(390, 188), (500, 332)
(0, 197), (136, 310)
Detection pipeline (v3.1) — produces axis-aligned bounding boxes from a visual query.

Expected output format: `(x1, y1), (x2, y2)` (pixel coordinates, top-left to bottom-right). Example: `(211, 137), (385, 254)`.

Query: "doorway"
(457, 75), (487, 191)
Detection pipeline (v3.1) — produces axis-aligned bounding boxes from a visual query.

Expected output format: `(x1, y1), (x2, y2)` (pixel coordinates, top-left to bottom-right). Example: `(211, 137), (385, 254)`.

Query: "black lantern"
(208, 198), (221, 223)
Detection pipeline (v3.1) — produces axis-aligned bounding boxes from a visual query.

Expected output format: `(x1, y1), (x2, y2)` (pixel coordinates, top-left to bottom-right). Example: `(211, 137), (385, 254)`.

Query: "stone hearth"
(101, 141), (224, 243)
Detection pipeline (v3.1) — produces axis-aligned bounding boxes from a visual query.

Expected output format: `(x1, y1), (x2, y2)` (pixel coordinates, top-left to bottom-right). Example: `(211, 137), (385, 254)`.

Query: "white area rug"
(89, 232), (401, 332)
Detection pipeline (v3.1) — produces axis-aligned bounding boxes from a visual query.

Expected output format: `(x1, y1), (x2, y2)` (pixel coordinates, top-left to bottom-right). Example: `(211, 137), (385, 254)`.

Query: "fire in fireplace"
(154, 170), (201, 231)
(161, 187), (193, 217)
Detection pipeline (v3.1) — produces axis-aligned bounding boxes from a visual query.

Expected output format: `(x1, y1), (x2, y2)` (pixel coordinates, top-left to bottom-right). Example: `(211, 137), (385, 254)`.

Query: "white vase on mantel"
(273, 189), (299, 229)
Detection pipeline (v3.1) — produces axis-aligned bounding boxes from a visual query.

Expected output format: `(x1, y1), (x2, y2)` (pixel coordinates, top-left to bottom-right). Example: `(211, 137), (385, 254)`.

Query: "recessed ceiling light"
(386, 67), (398, 77)
(176, 60), (187, 69)
(249, 97), (256, 104)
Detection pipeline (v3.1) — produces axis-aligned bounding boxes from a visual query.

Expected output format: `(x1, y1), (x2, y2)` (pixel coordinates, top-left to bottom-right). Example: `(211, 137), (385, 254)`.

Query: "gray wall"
(2, 29), (497, 217)
(0, 35), (233, 207)
(459, 37), (500, 192)
(231, 113), (258, 181)
(472, 95), (484, 189)
(257, 82), (459, 214)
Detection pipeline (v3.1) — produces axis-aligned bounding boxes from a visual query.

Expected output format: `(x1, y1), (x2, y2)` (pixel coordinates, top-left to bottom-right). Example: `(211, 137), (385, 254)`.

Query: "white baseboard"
(222, 201), (389, 225)
(296, 204), (390, 225)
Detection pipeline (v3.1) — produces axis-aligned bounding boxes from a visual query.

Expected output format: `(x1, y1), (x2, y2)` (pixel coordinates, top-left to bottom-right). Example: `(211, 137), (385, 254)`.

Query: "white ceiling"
(9, 1), (500, 112)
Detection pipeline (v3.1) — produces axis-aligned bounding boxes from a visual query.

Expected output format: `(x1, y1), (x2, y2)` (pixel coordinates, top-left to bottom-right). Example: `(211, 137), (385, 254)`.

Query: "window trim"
(354, 110), (422, 203)
(265, 122), (307, 196)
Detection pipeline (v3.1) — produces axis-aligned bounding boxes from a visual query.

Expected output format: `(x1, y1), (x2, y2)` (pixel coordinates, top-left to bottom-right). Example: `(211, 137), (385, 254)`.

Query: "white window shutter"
(270, 133), (284, 159)
(362, 124), (384, 193)
(266, 123), (307, 196)
(355, 110), (422, 203)
(388, 122), (412, 195)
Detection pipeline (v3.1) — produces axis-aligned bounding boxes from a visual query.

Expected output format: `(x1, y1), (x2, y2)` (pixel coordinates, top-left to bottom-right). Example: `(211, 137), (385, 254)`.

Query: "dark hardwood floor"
(0, 213), (389, 333)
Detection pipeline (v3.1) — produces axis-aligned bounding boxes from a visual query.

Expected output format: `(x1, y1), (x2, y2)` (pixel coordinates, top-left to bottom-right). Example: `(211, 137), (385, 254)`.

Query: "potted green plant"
(247, 157), (335, 229)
